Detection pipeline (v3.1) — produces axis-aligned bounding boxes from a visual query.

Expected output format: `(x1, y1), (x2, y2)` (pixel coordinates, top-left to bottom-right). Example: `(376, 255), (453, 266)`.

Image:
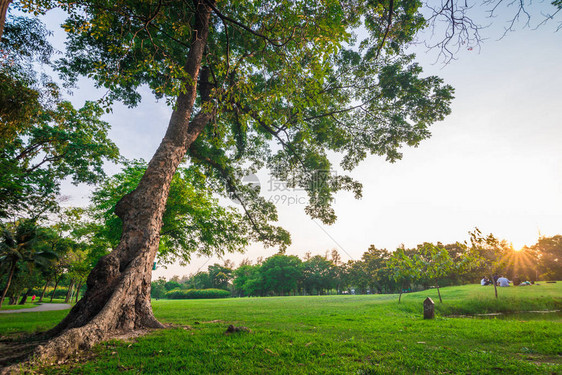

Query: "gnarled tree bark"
(22, 0), (215, 365)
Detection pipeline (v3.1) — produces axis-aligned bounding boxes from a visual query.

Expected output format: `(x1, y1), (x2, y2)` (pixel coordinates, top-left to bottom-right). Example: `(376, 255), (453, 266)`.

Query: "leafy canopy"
(37, 0), (453, 247)
(0, 15), (119, 219)
(89, 160), (261, 264)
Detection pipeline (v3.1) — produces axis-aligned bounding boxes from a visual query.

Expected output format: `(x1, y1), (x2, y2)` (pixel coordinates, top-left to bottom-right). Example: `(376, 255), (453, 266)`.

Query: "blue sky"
(39, 5), (562, 278)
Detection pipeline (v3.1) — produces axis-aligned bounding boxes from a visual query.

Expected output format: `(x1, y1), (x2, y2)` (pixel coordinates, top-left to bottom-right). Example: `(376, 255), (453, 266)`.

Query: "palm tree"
(0, 220), (57, 308)
(0, 220), (37, 308)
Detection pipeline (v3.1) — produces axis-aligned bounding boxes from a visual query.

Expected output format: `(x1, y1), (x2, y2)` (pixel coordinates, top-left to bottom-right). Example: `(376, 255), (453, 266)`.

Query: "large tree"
(3, 0), (461, 363)
(362, 245), (393, 293)
(260, 254), (303, 296)
(301, 254), (336, 295)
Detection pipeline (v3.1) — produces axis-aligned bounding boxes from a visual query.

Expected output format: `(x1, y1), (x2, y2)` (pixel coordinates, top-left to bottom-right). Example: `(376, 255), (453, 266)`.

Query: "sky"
(39, 4), (562, 279)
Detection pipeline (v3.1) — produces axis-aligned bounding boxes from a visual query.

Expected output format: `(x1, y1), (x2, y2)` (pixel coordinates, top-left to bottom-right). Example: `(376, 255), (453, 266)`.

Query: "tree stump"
(423, 297), (434, 319)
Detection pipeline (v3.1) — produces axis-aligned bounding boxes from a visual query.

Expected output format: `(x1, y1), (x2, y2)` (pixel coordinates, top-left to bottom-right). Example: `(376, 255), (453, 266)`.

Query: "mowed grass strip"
(1, 283), (560, 374)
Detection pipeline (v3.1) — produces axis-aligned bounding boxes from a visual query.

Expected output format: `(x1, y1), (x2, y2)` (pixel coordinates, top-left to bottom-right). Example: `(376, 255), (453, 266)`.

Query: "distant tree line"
(151, 230), (562, 299)
(3, 212), (560, 306)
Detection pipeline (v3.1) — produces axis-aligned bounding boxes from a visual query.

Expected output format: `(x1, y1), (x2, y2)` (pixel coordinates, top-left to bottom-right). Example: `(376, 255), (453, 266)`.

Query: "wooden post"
(423, 297), (434, 319)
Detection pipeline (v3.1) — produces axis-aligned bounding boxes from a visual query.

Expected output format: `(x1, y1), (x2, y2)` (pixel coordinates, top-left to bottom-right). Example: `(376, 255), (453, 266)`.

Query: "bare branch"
(424, 0), (560, 64)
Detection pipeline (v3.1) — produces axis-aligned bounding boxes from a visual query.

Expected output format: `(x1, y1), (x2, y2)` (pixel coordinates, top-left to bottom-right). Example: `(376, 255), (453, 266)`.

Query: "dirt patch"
(225, 325), (251, 334)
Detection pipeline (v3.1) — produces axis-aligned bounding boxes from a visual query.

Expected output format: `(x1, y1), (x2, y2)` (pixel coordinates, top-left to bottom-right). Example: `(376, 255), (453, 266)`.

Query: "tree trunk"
(10, 293), (19, 305)
(74, 279), (83, 303)
(31, 1), (214, 364)
(19, 287), (32, 305)
(492, 274), (498, 299)
(64, 280), (75, 304)
(39, 278), (51, 303)
(50, 276), (60, 303)
(0, 0), (12, 42)
(398, 291), (402, 303)
(436, 283), (442, 303)
(0, 261), (16, 309)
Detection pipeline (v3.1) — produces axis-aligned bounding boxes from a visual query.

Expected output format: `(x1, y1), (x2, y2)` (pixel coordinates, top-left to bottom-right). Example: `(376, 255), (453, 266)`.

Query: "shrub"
(165, 288), (230, 299)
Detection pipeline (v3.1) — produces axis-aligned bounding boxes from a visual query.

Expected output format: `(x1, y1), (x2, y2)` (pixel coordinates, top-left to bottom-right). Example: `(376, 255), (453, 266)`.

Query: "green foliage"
(468, 228), (514, 284)
(301, 255), (336, 295)
(0, 16), (54, 142)
(361, 246), (395, 293)
(0, 99), (119, 218)
(259, 254), (303, 295)
(186, 271), (213, 290)
(164, 288), (230, 300)
(0, 208), (104, 306)
(414, 243), (454, 282)
(0, 16), (119, 219)
(341, 259), (370, 294)
(232, 264), (263, 297)
(52, 0), (454, 243)
(45, 287), (70, 299)
(414, 243), (455, 302)
(207, 263), (233, 290)
(230, 254), (305, 297)
(389, 247), (419, 289)
(225, 230), (561, 300)
(150, 277), (166, 300)
(0, 220), (40, 267)
(164, 280), (181, 292)
(533, 235), (562, 280)
(0, 219), (59, 307)
(90, 160), (252, 264)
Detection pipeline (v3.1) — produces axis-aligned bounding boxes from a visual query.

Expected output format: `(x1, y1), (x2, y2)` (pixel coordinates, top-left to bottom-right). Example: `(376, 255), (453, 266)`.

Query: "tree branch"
(375, 0), (395, 60)
(203, 0), (295, 47)
(187, 146), (267, 242)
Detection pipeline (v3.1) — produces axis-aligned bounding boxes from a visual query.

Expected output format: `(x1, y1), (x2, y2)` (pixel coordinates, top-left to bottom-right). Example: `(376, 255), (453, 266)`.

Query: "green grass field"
(1, 283), (560, 374)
